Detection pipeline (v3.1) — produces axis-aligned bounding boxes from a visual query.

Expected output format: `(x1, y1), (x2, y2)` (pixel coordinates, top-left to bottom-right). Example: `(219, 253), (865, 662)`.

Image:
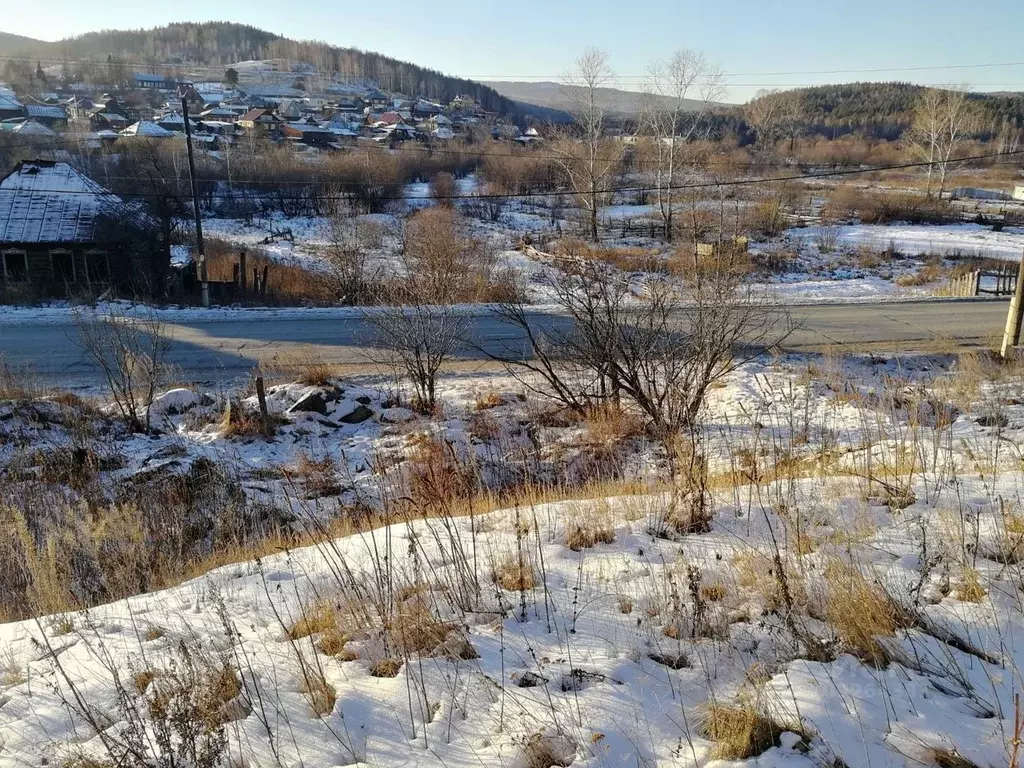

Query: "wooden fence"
(947, 266), (1018, 297)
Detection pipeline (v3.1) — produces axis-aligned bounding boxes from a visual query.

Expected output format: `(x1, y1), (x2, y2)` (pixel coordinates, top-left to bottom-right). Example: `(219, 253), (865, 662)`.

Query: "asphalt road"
(0, 298), (1011, 390)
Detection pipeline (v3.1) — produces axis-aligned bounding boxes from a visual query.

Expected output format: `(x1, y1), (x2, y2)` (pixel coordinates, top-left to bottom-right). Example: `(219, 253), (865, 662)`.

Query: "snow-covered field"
(789, 223), (1024, 261)
(4, 354), (1024, 767)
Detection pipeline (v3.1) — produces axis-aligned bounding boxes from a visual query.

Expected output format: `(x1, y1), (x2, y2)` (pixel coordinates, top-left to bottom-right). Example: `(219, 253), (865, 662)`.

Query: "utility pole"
(1000, 248), (1024, 359)
(181, 93), (209, 307)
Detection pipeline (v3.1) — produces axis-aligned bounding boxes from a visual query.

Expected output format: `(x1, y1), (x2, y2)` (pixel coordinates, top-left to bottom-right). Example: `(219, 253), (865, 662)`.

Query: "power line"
(6, 148), (1022, 202)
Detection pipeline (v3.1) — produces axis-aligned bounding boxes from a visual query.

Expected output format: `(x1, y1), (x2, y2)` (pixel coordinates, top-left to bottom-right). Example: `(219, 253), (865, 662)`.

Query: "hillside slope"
(0, 31), (45, 56)
(745, 82), (1024, 139)
(488, 79), (718, 115)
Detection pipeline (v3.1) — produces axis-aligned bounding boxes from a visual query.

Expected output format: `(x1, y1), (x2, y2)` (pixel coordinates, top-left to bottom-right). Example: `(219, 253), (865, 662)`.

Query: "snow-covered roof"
(120, 121), (175, 138)
(0, 161), (134, 244)
(9, 120), (55, 137)
(432, 127), (455, 140)
(0, 95), (23, 111)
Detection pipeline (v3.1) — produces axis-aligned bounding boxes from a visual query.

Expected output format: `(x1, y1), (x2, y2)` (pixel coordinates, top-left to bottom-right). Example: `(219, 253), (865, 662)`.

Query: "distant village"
(0, 68), (543, 151)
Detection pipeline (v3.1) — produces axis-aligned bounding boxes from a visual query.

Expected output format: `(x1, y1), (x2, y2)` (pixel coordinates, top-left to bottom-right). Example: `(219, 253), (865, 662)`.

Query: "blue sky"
(7, 0), (1024, 102)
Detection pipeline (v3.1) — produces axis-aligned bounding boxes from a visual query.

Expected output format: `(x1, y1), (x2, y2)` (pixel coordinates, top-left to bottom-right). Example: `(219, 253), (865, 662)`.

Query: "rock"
(288, 391), (330, 415)
(338, 404), (374, 424)
(355, 395), (372, 405)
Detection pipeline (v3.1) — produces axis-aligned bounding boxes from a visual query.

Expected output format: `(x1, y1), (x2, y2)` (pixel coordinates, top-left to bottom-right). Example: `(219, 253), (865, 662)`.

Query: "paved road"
(0, 299), (1010, 390)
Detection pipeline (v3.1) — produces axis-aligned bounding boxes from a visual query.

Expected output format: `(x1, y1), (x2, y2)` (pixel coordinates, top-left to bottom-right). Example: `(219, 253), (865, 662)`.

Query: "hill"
(487, 80), (719, 116)
(745, 82), (1024, 140)
(0, 31), (45, 56)
(0, 22), (522, 118)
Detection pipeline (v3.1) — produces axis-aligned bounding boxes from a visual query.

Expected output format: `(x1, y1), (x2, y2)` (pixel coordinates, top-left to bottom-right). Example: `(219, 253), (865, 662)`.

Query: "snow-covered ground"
(4, 354), (1024, 767)
(789, 223), (1024, 261)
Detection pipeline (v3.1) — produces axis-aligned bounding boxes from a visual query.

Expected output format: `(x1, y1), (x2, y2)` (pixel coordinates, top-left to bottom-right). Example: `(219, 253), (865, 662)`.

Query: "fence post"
(261, 265), (269, 298)
(240, 251), (248, 294)
(232, 263), (240, 289)
(252, 266), (260, 294)
(255, 376), (270, 434)
(972, 270), (980, 297)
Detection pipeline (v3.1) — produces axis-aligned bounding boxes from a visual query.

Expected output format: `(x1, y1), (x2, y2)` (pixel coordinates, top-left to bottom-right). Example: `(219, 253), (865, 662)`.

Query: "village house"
(0, 161), (162, 298)
(236, 108), (282, 135)
(134, 72), (174, 90)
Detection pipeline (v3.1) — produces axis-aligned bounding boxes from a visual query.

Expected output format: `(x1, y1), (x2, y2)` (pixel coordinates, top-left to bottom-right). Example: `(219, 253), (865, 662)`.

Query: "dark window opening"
(52, 252), (75, 284)
(86, 252), (110, 284)
(2, 251), (28, 282)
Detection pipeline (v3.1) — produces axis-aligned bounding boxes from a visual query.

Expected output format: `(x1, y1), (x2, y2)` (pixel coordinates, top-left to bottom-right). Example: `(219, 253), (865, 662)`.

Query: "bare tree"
(744, 89), (788, 154)
(73, 307), (172, 433)
(490, 253), (787, 439)
(905, 85), (981, 197)
(553, 48), (624, 242)
(364, 303), (467, 414)
(641, 49), (724, 241)
(400, 207), (490, 304)
(322, 208), (386, 305)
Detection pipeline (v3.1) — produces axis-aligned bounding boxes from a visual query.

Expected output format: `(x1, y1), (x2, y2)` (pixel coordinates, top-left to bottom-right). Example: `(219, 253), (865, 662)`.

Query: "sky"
(5, 0), (1024, 102)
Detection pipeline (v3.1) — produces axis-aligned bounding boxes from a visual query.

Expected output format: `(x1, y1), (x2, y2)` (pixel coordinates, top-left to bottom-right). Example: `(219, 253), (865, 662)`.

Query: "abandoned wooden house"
(0, 160), (163, 297)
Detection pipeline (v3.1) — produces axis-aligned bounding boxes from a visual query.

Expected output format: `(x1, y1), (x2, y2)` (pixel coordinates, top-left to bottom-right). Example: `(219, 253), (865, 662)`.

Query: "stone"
(338, 404), (374, 424)
(288, 391), (329, 415)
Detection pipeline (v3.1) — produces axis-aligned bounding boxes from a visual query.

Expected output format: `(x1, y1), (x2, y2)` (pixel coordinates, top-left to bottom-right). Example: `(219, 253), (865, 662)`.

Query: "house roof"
(9, 120), (55, 137)
(120, 120), (176, 138)
(135, 73), (169, 83)
(25, 104), (67, 120)
(0, 95), (23, 111)
(0, 161), (135, 244)
(239, 108), (279, 123)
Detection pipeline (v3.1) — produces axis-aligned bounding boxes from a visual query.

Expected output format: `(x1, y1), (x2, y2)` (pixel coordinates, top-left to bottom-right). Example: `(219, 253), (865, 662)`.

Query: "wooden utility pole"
(1000, 248), (1024, 359)
(181, 94), (209, 307)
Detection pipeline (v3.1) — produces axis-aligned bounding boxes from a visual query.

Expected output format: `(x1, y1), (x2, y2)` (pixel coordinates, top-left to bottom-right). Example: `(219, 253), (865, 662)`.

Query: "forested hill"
(0, 22), (522, 117)
(750, 82), (1024, 139)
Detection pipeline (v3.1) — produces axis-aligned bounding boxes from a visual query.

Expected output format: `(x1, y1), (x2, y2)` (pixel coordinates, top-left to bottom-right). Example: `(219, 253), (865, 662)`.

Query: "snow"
(5, 353), (1024, 766)
(789, 223), (1024, 261)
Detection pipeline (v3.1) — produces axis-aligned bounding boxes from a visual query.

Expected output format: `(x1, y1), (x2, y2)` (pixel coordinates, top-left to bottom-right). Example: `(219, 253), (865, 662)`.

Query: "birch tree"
(554, 48), (623, 242)
(906, 86), (980, 197)
(642, 50), (723, 241)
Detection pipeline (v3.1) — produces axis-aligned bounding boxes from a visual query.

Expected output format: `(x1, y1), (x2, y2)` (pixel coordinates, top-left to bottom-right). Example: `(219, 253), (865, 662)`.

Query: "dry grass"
(520, 733), (576, 768)
(220, 399), (283, 438)
(289, 601), (355, 658)
(733, 551), (807, 611)
(493, 556), (536, 592)
(895, 263), (947, 287)
(582, 405), (647, 445)
(287, 452), (341, 498)
(299, 662), (337, 716)
(955, 568), (987, 603)
(205, 240), (336, 305)
(368, 658), (403, 677)
(699, 704), (789, 760)
(823, 560), (899, 665)
(473, 391), (509, 410)
(133, 669), (159, 694)
(564, 500), (616, 550)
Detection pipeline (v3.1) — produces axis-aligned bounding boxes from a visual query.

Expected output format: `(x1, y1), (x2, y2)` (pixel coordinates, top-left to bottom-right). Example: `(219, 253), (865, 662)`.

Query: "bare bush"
(73, 307), (171, 433)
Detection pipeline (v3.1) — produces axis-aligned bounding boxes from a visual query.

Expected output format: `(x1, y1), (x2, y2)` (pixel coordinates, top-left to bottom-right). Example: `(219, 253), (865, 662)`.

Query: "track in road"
(0, 298), (1008, 390)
